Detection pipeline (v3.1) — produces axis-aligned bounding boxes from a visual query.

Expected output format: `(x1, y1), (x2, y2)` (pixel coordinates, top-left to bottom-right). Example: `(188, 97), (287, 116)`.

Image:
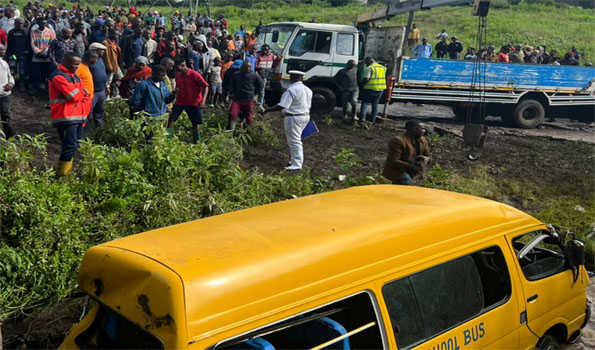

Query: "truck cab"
(258, 22), (360, 115)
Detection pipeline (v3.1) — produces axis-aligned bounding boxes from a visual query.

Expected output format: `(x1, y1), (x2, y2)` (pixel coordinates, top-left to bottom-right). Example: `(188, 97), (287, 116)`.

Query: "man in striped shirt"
(30, 17), (56, 93)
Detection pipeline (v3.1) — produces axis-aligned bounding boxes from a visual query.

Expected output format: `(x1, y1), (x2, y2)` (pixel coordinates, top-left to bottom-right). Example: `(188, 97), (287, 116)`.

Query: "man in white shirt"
(0, 44), (15, 138)
(265, 70), (312, 170)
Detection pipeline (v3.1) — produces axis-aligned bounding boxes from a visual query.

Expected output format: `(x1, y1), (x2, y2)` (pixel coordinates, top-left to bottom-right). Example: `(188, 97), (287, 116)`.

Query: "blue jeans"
(400, 173), (413, 185)
(359, 90), (383, 123)
(56, 123), (83, 161)
(91, 90), (107, 127)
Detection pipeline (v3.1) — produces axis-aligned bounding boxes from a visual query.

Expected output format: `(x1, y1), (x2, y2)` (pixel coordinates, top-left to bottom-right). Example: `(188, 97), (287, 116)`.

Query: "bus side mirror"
(272, 30), (279, 43)
(565, 239), (585, 267)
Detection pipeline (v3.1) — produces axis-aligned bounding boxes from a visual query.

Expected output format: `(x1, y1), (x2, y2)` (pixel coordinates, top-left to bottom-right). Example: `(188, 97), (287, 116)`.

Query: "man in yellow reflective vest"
(359, 57), (386, 124)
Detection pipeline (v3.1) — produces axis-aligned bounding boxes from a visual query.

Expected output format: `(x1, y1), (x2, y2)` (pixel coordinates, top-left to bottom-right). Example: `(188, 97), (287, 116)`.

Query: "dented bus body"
(60, 185), (590, 349)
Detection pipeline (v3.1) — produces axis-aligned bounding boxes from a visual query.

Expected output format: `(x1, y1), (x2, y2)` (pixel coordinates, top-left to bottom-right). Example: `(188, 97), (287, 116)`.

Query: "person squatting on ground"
(49, 52), (91, 176)
(359, 57), (386, 124)
(167, 59), (208, 143)
(228, 60), (263, 130)
(383, 119), (431, 185)
(265, 70), (312, 171)
(0, 44), (14, 138)
(333, 59), (358, 123)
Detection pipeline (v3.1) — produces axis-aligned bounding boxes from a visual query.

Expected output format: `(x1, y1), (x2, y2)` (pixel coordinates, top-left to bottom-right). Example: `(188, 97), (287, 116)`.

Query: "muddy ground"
(2, 92), (595, 348)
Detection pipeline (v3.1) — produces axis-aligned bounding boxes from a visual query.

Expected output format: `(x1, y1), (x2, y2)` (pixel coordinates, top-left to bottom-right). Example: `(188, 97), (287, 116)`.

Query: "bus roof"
(98, 185), (540, 342)
(266, 21), (359, 33)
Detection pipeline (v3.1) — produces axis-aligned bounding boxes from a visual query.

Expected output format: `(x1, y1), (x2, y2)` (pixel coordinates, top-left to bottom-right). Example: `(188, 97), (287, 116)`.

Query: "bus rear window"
(75, 303), (164, 349)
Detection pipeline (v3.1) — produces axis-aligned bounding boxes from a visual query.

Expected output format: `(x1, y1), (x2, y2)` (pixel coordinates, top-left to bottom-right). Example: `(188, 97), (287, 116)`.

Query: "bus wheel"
(537, 334), (560, 350)
(513, 99), (545, 129)
(310, 87), (336, 117)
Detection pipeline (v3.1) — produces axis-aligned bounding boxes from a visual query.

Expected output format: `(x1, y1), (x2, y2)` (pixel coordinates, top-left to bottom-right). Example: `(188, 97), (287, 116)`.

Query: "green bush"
(0, 102), (381, 321)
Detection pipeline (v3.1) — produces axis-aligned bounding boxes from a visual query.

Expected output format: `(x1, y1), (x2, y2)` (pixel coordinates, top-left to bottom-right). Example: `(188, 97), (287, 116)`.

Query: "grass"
(424, 136), (595, 269)
(13, 0), (591, 60)
(95, 0), (593, 62)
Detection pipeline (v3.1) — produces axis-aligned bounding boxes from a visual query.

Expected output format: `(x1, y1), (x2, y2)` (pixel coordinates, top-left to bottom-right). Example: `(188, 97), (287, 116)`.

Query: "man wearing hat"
(89, 42), (108, 128)
(265, 70), (312, 170)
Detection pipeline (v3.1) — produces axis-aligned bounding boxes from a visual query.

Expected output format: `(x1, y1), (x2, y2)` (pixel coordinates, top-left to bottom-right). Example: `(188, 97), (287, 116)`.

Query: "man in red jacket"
(168, 59), (209, 143)
(49, 52), (91, 175)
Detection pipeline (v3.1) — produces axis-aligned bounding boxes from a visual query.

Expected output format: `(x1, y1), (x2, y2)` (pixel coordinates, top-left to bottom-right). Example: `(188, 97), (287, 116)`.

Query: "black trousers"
(56, 122), (83, 161)
(0, 95), (13, 138)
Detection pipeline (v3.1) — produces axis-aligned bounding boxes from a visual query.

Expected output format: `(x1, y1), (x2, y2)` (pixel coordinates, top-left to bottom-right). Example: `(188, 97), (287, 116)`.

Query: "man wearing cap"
(383, 120), (430, 185)
(265, 70), (312, 170)
(89, 43), (108, 128)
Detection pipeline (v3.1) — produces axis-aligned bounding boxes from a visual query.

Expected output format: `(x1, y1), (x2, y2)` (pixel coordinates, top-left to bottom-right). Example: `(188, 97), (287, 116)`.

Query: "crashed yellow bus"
(60, 185), (590, 349)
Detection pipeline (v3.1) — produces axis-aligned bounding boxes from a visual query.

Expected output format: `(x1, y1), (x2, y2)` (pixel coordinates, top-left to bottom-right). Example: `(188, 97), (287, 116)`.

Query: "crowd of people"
(0, 2), (294, 175)
(409, 25), (587, 66)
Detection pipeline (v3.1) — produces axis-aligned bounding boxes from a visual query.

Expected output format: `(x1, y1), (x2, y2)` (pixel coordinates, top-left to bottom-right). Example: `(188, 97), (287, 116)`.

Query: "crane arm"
(356, 0), (472, 25)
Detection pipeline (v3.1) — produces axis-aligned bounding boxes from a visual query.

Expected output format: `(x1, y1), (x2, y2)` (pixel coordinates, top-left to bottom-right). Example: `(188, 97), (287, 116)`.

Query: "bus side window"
(513, 231), (567, 281)
(217, 292), (385, 350)
(383, 246), (511, 349)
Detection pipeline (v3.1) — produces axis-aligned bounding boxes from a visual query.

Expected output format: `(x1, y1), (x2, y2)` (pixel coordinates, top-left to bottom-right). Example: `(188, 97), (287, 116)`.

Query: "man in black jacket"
(447, 36), (463, 60)
(228, 61), (263, 129)
(435, 36), (448, 59)
(333, 59), (358, 123)
(6, 18), (28, 91)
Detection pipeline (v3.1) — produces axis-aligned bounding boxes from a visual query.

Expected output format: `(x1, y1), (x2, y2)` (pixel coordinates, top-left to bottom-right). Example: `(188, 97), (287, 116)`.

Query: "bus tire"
(513, 99), (545, 129)
(310, 87), (336, 117)
(537, 334), (560, 350)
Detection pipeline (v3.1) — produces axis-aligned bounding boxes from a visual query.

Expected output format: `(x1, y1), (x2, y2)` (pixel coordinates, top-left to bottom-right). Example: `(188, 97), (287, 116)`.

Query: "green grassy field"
(13, 1), (593, 61)
(78, 1), (593, 62)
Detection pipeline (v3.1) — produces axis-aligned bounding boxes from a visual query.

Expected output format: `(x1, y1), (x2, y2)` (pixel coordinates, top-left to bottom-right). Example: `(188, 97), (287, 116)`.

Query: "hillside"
(139, 0), (593, 62)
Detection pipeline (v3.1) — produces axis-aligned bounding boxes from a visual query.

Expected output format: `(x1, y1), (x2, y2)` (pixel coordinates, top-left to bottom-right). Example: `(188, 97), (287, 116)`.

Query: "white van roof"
(267, 22), (359, 33)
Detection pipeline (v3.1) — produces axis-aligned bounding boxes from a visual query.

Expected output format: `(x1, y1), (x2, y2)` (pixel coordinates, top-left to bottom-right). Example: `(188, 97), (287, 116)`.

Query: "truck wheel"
(452, 106), (467, 122)
(537, 335), (560, 350)
(310, 87), (336, 117)
(513, 99), (545, 129)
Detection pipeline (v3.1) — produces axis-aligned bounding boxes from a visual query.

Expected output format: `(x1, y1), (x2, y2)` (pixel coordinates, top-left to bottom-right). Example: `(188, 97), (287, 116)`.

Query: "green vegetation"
(424, 137), (595, 268)
(16, 0), (591, 60)
(0, 100), (378, 321)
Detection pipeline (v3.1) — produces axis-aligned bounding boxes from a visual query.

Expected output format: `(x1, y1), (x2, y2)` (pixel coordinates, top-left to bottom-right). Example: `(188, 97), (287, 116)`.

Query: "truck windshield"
(258, 24), (296, 54)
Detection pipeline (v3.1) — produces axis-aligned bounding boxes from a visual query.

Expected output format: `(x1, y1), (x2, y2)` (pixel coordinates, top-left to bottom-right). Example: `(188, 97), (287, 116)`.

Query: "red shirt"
(498, 52), (509, 63)
(0, 30), (7, 45)
(174, 69), (209, 106)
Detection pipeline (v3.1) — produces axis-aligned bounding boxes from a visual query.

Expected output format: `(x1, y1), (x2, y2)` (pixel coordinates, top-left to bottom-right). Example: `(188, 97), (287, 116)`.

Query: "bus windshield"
(258, 24), (296, 54)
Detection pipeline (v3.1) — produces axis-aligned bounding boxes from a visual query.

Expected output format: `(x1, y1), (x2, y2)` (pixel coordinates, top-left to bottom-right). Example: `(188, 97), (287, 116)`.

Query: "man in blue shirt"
(130, 65), (176, 118)
(412, 38), (433, 59)
(235, 25), (246, 39)
(130, 28), (145, 65)
(88, 43), (109, 129)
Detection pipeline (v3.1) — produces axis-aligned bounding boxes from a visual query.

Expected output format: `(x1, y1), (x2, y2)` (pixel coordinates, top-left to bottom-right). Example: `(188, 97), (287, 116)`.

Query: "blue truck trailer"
(390, 58), (595, 128)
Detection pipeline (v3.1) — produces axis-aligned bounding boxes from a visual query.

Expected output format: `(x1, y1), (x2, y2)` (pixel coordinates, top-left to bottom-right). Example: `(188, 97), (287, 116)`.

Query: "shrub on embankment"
(0, 99), (378, 321)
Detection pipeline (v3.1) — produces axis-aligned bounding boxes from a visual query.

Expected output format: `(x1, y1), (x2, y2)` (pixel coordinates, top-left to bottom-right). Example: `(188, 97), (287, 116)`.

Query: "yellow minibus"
(60, 185), (590, 349)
